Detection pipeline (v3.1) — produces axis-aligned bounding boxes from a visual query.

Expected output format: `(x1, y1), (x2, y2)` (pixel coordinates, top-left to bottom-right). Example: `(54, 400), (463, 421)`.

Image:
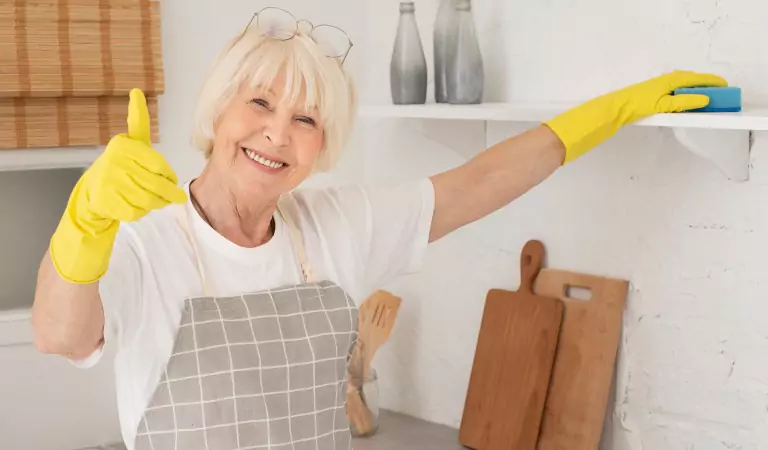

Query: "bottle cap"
(456, 0), (471, 11)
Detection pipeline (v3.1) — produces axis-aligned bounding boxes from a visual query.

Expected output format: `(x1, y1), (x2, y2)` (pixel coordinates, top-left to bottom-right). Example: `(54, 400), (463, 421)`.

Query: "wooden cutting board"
(459, 240), (564, 450)
(533, 269), (629, 450)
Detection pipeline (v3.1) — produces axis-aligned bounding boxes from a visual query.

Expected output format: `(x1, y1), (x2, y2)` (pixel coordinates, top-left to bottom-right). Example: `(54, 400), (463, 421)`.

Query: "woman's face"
(210, 75), (324, 198)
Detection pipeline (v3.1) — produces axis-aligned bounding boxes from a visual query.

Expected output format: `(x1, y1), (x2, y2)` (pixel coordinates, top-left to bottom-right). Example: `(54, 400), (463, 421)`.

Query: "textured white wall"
(363, 1), (768, 449)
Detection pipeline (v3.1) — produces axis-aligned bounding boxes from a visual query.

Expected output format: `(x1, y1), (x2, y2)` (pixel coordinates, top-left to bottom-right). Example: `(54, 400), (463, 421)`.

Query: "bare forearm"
(31, 249), (105, 360)
(429, 125), (565, 241)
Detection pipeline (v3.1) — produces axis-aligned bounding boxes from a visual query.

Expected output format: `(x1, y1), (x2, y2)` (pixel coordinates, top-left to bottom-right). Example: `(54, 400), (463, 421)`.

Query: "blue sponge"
(672, 86), (742, 112)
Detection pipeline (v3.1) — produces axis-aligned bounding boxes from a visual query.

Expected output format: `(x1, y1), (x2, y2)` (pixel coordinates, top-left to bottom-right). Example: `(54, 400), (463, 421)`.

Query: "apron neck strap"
(174, 193), (314, 297)
(174, 204), (211, 295)
(276, 196), (315, 283)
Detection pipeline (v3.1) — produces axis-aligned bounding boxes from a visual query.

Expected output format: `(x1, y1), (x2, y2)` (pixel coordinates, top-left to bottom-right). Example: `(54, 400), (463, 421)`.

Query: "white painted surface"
(0, 169), (121, 450)
(360, 103), (768, 131)
(672, 127), (752, 181)
(4, 0), (768, 449)
(359, 103), (761, 181)
(0, 309), (34, 347)
(0, 147), (102, 172)
(0, 336), (122, 450)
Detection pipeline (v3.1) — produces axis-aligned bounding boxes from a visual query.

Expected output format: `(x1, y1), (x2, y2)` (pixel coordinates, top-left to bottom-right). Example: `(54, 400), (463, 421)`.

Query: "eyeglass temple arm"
(341, 41), (353, 65)
(240, 12), (259, 39)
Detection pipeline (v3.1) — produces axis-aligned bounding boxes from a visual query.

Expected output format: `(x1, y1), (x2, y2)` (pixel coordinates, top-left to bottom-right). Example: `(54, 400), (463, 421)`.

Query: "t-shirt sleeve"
(69, 224), (145, 368)
(316, 178), (435, 296)
(364, 178), (435, 281)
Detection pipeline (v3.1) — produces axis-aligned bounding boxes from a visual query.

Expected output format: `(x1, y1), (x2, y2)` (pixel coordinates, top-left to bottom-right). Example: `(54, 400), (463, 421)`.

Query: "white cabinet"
(0, 169), (122, 450)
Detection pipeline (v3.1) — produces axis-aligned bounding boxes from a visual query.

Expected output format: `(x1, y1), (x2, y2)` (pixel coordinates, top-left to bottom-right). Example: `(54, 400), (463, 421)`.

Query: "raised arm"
(428, 70), (727, 242)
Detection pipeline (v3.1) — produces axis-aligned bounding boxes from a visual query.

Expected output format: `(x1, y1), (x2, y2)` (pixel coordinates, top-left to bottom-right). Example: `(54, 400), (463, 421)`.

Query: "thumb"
(127, 88), (151, 145)
(657, 93), (710, 113)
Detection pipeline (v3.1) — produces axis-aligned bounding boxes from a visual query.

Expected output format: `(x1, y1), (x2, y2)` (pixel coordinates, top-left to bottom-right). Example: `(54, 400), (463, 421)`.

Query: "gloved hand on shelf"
(545, 70), (728, 164)
(50, 88), (188, 284)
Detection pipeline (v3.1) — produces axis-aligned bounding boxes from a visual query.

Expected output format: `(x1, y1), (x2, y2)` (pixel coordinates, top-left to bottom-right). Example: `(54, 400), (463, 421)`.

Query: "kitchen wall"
(3, 0), (768, 449)
(364, 1), (768, 450)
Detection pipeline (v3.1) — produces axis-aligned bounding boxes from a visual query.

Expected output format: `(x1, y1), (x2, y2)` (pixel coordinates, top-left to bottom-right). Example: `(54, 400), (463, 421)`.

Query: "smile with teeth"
(243, 148), (285, 169)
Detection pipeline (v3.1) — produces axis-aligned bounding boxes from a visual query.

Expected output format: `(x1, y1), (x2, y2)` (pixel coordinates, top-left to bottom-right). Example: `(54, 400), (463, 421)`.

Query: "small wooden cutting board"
(460, 240), (564, 450)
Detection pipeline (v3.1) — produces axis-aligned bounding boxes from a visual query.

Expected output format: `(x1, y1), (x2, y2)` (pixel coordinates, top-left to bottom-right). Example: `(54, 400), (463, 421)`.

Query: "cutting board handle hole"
(565, 284), (592, 301)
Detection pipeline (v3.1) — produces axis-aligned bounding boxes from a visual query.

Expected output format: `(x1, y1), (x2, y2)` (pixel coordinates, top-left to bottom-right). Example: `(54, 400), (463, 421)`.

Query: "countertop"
(352, 409), (465, 450)
(86, 409), (463, 450)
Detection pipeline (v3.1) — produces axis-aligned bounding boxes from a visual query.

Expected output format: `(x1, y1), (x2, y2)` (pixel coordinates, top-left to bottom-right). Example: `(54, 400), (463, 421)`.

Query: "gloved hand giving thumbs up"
(50, 89), (188, 284)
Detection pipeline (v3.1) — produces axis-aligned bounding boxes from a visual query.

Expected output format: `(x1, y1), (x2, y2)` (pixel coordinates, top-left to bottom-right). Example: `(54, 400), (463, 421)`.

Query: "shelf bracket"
(672, 127), (752, 181)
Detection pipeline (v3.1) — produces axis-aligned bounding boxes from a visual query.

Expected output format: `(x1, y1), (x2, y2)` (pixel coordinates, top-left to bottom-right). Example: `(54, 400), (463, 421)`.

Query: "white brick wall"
(362, 1), (768, 449)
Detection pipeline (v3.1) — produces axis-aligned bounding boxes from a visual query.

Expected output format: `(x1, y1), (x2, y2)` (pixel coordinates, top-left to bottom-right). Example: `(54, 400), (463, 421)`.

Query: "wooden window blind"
(0, 0), (164, 149)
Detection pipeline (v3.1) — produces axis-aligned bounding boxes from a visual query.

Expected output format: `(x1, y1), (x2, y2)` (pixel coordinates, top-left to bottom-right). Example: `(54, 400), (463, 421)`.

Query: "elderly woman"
(31, 7), (725, 450)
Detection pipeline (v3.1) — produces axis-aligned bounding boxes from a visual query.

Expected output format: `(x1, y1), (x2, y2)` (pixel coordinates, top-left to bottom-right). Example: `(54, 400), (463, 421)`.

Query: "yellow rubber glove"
(50, 89), (188, 284)
(545, 70), (728, 164)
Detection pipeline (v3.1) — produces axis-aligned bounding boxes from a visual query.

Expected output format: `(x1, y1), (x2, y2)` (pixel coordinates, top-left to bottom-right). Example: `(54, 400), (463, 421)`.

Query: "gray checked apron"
(133, 197), (359, 450)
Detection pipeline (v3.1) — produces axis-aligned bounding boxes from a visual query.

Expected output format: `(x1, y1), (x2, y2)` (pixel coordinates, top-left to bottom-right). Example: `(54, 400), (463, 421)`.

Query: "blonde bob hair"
(191, 27), (357, 172)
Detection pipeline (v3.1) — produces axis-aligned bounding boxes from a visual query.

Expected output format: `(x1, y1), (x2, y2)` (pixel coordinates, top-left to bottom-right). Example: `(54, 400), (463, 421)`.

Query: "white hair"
(191, 27), (357, 172)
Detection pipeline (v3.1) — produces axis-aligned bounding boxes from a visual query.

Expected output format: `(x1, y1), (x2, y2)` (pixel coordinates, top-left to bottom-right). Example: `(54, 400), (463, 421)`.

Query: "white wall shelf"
(0, 308), (33, 347)
(0, 147), (101, 172)
(360, 103), (768, 181)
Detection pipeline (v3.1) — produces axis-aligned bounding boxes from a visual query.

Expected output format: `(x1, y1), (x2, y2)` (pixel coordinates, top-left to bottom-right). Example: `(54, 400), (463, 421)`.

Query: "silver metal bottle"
(447, 0), (484, 104)
(390, 2), (428, 105)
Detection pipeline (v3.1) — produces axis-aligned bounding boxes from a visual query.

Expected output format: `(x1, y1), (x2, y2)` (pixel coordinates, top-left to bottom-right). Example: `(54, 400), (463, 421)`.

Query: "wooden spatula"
(345, 290), (401, 436)
(358, 290), (402, 378)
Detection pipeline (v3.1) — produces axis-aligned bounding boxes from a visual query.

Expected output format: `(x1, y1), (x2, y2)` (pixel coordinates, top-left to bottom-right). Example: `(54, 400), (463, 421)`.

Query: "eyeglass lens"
(255, 8), (350, 59)
(311, 25), (350, 58)
(258, 7), (296, 40)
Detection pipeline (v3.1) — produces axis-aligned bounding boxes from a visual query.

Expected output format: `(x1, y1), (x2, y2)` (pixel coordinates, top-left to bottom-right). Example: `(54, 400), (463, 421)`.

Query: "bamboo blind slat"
(0, 95), (159, 149)
(0, 0), (164, 98)
(0, 0), (164, 149)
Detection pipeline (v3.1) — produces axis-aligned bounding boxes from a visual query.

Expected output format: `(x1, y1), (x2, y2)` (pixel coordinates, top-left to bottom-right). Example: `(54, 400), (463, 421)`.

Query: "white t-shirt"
(73, 178), (435, 449)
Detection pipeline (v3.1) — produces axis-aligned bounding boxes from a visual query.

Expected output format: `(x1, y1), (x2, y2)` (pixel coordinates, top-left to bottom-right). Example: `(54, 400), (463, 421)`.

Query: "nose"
(262, 112), (290, 147)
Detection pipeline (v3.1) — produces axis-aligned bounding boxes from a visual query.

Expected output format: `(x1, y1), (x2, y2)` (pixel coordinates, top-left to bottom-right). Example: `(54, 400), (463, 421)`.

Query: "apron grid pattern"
(134, 281), (358, 450)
